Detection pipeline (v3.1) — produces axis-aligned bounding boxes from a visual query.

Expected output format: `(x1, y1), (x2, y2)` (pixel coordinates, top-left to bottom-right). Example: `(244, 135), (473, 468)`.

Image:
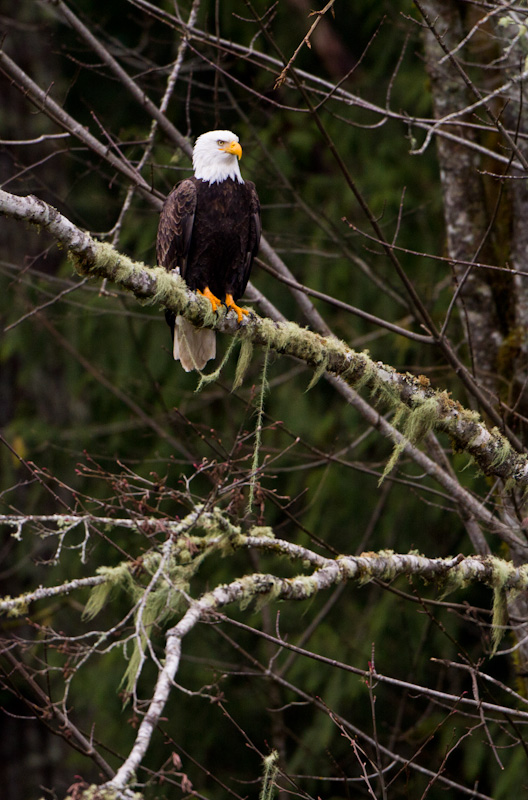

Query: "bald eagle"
(157, 129), (261, 371)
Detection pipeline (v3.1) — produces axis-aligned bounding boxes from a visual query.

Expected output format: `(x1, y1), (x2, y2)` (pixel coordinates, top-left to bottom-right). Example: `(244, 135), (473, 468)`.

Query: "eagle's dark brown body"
(157, 176), (261, 307)
(156, 129), (261, 372)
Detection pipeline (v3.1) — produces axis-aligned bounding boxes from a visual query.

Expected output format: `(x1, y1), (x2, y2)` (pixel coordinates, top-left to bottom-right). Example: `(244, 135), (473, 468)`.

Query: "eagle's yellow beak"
(223, 140), (242, 159)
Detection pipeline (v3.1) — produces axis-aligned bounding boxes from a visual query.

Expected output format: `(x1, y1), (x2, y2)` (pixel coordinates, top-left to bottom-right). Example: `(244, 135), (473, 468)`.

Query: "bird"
(156, 129), (261, 371)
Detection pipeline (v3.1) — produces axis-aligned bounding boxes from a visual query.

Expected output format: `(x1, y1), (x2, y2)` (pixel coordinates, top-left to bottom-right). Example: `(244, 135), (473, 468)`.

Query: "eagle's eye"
(217, 140), (225, 147)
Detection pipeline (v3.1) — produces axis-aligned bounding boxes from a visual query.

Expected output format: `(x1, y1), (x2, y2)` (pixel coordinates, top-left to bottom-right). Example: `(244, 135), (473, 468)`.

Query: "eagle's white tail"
(173, 316), (216, 372)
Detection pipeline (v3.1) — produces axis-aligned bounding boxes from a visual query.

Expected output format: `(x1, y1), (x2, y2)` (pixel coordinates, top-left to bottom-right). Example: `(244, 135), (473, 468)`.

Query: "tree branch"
(2, 187), (528, 515)
(103, 524), (528, 791)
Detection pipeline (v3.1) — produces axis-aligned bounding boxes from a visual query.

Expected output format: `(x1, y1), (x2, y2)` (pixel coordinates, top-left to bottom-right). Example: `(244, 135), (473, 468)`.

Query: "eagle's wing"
(241, 181), (261, 294)
(157, 179), (215, 370)
(156, 179), (197, 279)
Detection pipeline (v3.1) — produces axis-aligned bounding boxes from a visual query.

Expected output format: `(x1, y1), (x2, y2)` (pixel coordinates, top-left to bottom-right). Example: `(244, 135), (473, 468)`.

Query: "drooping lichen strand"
(380, 440), (407, 485)
(488, 556), (523, 654)
(195, 335), (238, 391)
(379, 393), (443, 482)
(83, 563), (138, 620)
(260, 750), (279, 800)
(121, 552), (203, 696)
(306, 353), (328, 390)
(248, 345), (270, 513)
(233, 337), (254, 390)
(489, 429), (514, 468)
(370, 374), (402, 409)
(491, 586), (509, 654)
(404, 395), (441, 443)
(438, 563), (473, 599)
(121, 574), (188, 696)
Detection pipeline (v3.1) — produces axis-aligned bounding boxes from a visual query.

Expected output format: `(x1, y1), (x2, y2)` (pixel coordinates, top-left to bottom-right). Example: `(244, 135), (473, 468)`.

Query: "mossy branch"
(3, 508), (528, 618)
(2, 500), (526, 797)
(2, 188), (528, 489)
(103, 515), (528, 793)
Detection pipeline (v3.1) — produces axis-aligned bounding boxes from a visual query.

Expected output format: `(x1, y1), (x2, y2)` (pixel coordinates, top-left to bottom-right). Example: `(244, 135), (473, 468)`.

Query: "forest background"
(2, 1), (528, 799)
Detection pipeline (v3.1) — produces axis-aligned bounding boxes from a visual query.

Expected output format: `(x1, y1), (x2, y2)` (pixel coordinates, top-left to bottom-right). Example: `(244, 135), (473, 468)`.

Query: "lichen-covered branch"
(2, 188), (528, 501)
(103, 522), (528, 792)
(0, 575), (106, 616)
(3, 500), (527, 796)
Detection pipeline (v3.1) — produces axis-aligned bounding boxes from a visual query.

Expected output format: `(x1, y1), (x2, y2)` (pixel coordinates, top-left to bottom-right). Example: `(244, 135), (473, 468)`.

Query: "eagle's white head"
(192, 129), (244, 185)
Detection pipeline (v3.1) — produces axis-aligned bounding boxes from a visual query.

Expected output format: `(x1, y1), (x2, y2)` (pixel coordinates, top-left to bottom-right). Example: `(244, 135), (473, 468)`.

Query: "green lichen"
(438, 563), (472, 599)
(258, 318), (294, 353)
(370, 376), (401, 409)
(121, 576), (188, 696)
(343, 351), (374, 388)
(488, 557), (523, 654)
(248, 345), (270, 514)
(260, 750), (279, 800)
(195, 336), (238, 391)
(83, 563), (138, 620)
(292, 574), (319, 597)
(62, 785), (127, 800)
(121, 553), (202, 696)
(149, 267), (187, 307)
(4, 596), (29, 618)
(249, 526), (275, 539)
(238, 573), (279, 611)
(233, 337), (254, 390)
(380, 394), (441, 483)
(489, 428), (514, 468)
(96, 242), (135, 279)
(403, 395), (440, 443)
(306, 353), (328, 391)
(491, 585), (509, 655)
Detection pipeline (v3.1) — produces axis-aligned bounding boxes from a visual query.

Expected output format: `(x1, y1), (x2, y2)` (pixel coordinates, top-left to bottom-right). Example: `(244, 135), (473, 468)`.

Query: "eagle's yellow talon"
(225, 293), (250, 323)
(198, 286), (222, 313)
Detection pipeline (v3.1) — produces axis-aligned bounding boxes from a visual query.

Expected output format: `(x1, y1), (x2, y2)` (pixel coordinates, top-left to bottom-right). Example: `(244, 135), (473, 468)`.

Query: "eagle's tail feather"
(173, 316), (216, 372)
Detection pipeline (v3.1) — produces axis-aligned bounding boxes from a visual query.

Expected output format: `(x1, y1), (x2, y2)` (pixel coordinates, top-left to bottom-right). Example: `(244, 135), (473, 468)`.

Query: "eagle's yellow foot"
(198, 286), (222, 313)
(225, 293), (250, 323)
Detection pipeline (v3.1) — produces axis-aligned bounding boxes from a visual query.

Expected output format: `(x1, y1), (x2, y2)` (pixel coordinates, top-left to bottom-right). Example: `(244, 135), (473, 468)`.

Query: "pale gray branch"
(105, 535), (528, 791)
(2, 188), (528, 523)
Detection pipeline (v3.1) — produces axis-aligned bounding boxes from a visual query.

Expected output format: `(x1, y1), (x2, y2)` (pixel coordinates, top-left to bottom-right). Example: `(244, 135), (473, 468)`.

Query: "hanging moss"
(260, 750), (279, 800)
(233, 337), (254, 390)
(306, 353), (329, 390)
(491, 585), (509, 655)
(195, 336), (238, 391)
(83, 563), (139, 620)
(489, 557), (527, 654)
(248, 346), (270, 513)
(403, 395), (441, 443)
(379, 395), (441, 482)
(488, 429), (514, 468)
